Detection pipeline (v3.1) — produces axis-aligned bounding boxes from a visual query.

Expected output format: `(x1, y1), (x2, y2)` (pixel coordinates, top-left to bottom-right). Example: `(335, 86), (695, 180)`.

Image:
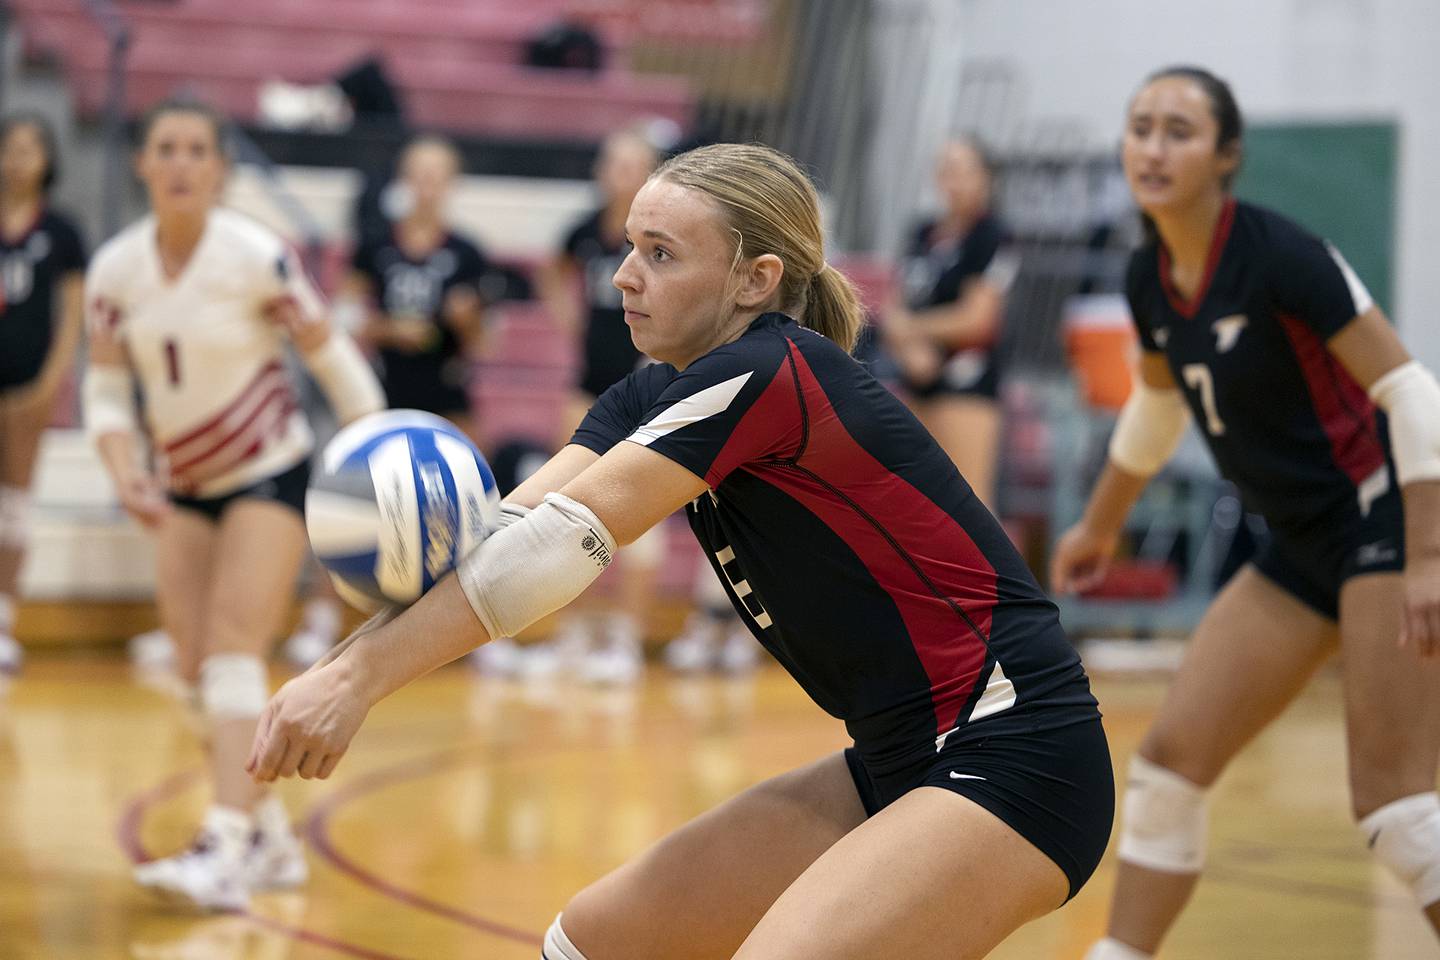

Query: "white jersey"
(84, 208), (323, 497)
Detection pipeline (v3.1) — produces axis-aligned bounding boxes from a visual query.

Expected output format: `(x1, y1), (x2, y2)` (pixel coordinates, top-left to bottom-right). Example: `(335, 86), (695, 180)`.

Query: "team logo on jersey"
(1212, 315), (1248, 353)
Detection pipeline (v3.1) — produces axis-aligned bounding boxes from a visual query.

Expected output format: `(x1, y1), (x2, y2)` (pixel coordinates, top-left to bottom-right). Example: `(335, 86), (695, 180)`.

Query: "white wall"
(953, 0), (1440, 369)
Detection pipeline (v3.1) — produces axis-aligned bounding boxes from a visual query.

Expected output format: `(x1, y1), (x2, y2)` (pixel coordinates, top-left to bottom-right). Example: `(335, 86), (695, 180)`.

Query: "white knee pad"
(1116, 754), (1209, 874)
(0, 486), (31, 548)
(542, 914), (591, 960)
(199, 653), (269, 719)
(1083, 939), (1152, 960)
(1360, 792), (1440, 906)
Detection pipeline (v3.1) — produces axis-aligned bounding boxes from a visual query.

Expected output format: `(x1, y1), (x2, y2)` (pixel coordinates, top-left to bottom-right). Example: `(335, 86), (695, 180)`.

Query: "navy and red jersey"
(898, 213), (1012, 399)
(562, 208), (645, 397)
(0, 208), (87, 389)
(1126, 199), (1394, 541)
(573, 312), (1096, 770)
(351, 230), (488, 414)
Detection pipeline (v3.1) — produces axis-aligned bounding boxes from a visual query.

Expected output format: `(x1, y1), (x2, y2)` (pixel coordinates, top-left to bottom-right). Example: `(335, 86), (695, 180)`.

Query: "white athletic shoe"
(127, 629), (177, 670)
(663, 615), (719, 674)
(717, 627), (760, 674)
(0, 633), (22, 676)
(246, 825), (308, 891)
(280, 628), (333, 670)
(134, 834), (250, 912)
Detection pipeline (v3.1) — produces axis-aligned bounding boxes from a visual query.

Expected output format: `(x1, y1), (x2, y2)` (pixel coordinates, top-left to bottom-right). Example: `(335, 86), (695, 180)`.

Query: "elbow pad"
(305, 333), (385, 425)
(1369, 361), (1440, 485)
(1108, 380), (1190, 477)
(457, 493), (615, 641)
(82, 365), (139, 444)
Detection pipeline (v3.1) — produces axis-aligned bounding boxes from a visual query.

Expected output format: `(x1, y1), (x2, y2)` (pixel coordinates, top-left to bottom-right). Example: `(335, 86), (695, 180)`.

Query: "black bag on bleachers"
(525, 21), (605, 72)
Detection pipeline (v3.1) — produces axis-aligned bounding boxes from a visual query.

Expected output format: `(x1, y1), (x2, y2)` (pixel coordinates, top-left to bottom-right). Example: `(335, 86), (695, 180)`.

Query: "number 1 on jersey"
(1181, 362), (1226, 435)
(164, 338), (181, 387)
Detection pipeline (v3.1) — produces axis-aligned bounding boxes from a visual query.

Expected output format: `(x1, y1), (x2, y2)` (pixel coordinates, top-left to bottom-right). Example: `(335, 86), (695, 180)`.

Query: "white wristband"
(457, 492), (615, 641)
(1369, 361), (1440, 485)
(1108, 380), (1191, 477)
(81, 364), (139, 443)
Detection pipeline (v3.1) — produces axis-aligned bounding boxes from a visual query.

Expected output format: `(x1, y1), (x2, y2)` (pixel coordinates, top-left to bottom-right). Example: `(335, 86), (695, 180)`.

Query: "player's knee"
(1347, 746), (1432, 821)
(1359, 793), (1440, 907)
(542, 914), (594, 960)
(1116, 754), (1209, 874)
(198, 652), (268, 720)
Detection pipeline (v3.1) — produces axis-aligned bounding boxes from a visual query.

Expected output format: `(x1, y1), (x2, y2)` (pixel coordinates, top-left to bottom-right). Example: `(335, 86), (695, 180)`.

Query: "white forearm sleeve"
(304, 333), (385, 425)
(457, 492), (615, 641)
(1370, 361), (1440, 485)
(81, 364), (139, 443)
(1108, 380), (1191, 477)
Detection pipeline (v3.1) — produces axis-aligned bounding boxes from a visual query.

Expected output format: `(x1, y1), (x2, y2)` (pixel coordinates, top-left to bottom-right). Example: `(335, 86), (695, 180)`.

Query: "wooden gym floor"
(1, 650), (1435, 959)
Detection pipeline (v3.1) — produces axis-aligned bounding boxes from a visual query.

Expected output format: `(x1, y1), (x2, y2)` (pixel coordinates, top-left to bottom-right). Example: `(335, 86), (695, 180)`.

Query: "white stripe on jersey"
(1326, 242), (1375, 316)
(627, 372), (753, 447)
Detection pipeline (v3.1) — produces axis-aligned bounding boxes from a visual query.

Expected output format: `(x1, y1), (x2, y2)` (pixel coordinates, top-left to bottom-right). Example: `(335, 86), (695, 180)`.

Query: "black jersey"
(562, 208), (645, 397)
(0, 208), (87, 389)
(351, 230), (488, 413)
(1127, 199), (1392, 541)
(574, 313), (1096, 769)
(899, 213), (1009, 399)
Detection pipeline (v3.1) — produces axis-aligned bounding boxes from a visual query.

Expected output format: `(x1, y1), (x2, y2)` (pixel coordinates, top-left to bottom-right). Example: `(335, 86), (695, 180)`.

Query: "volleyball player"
(250, 142), (1114, 960)
(0, 114), (87, 676)
(84, 100), (383, 910)
(883, 137), (1018, 509)
(1052, 67), (1440, 960)
(349, 134), (487, 437)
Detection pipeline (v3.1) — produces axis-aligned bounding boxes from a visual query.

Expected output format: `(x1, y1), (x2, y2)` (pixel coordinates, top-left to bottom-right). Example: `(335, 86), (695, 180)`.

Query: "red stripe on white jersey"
(163, 360), (288, 456)
(168, 396), (299, 489)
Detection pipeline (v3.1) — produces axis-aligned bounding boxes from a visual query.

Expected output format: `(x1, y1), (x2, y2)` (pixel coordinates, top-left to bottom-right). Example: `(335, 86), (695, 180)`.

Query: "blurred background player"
(0, 113), (87, 678)
(882, 137), (1017, 510)
(485, 128), (664, 684)
(1054, 67), (1440, 960)
(83, 100), (382, 911)
(348, 134), (487, 440)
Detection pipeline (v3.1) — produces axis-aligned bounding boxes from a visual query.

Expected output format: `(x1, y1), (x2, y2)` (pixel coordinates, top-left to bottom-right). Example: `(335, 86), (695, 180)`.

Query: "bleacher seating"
(6, 0), (723, 141)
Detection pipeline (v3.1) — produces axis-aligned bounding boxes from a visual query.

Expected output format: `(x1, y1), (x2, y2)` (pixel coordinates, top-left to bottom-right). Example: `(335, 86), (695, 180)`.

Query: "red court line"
(116, 767), (422, 960)
(302, 749), (544, 948)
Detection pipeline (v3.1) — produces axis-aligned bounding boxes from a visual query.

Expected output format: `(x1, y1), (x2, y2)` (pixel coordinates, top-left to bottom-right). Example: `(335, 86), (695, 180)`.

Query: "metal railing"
(80, 0), (130, 239)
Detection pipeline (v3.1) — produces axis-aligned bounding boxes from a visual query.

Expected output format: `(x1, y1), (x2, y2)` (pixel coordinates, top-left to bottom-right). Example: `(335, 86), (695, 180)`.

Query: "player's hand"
(1399, 550), (1440, 658)
(115, 469), (169, 529)
(442, 285), (482, 331)
(265, 295), (331, 352)
(386, 315), (438, 352)
(246, 660), (372, 782)
(1049, 522), (1119, 595)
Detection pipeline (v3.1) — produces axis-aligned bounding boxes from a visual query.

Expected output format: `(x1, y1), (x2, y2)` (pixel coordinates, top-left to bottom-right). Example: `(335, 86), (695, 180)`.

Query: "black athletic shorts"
(844, 713), (1114, 900)
(902, 347), (1001, 401)
(1252, 481), (1405, 620)
(169, 458), (309, 523)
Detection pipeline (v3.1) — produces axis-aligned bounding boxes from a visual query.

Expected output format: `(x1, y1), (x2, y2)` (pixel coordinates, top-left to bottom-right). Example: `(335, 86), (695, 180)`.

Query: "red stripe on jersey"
(718, 340), (997, 739)
(163, 360), (286, 453)
(1277, 312), (1385, 487)
(1158, 197), (1236, 319)
(169, 397), (299, 488)
(167, 384), (294, 476)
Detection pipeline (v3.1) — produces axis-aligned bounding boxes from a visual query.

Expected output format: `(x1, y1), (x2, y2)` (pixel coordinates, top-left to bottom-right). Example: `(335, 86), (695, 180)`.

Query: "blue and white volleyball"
(306, 410), (501, 611)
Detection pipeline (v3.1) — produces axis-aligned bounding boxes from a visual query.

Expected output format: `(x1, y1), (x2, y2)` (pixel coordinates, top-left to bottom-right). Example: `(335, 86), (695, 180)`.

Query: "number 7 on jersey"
(1181, 362), (1226, 436)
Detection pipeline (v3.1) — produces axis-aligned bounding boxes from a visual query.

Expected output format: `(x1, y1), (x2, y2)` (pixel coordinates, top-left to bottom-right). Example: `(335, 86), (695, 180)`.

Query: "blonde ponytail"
(805, 264), (863, 353)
